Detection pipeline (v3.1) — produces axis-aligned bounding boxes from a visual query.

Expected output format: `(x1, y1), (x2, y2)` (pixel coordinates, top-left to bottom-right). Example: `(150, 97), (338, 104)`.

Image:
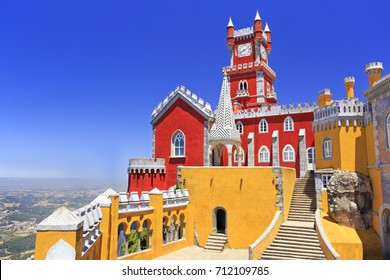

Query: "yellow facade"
(180, 167), (295, 249)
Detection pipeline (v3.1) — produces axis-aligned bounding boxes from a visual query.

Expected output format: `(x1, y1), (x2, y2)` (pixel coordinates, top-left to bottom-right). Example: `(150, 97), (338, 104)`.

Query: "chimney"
(365, 62), (384, 88)
(317, 88), (332, 108)
(344, 76), (355, 99)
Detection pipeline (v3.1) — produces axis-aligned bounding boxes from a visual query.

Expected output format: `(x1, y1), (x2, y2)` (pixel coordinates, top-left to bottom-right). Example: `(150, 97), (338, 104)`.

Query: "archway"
(213, 207), (227, 235)
(382, 207), (390, 259)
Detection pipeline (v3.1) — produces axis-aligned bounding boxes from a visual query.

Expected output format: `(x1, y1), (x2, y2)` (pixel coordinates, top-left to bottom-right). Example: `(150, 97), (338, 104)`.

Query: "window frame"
(284, 116), (294, 132)
(171, 130), (185, 158)
(323, 137), (332, 159)
(282, 144), (295, 162)
(259, 119), (268, 133)
(258, 146), (270, 163)
(236, 121), (244, 135)
(234, 147), (245, 163)
(386, 114), (390, 149)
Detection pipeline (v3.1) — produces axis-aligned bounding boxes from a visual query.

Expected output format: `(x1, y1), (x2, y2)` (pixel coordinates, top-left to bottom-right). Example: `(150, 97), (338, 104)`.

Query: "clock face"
(260, 45), (267, 60)
(238, 43), (251, 57)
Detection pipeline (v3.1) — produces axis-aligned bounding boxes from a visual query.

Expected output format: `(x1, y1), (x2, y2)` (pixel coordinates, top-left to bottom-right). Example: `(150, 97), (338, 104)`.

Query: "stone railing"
(234, 26), (253, 38)
(73, 202), (103, 255)
(314, 98), (366, 122)
(248, 210), (283, 260)
(236, 89), (249, 97)
(128, 158), (165, 174)
(118, 191), (153, 213)
(234, 102), (317, 119)
(163, 189), (190, 209)
(151, 85), (213, 120)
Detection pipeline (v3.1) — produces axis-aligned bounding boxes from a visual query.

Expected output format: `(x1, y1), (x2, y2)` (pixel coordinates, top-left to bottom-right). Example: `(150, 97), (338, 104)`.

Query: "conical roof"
(209, 75), (241, 144)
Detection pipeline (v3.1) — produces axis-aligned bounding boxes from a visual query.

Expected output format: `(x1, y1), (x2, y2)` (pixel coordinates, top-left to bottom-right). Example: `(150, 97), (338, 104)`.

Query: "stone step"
(275, 232), (318, 240)
(272, 239), (321, 248)
(261, 251), (325, 260)
(278, 227), (317, 234)
(263, 248), (326, 259)
(270, 241), (323, 251)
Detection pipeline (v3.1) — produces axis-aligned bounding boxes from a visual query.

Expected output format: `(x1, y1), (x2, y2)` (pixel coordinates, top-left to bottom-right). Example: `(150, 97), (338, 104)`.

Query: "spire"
(227, 17), (234, 27)
(264, 22), (270, 32)
(209, 75), (241, 144)
(255, 10), (261, 21)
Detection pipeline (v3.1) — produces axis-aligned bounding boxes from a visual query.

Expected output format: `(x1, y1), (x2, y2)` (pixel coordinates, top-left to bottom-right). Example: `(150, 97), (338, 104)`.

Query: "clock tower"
(225, 10), (276, 111)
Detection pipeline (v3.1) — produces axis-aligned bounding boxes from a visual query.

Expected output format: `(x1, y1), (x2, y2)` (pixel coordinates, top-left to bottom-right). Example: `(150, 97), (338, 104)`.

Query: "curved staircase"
(204, 233), (228, 253)
(260, 173), (326, 260)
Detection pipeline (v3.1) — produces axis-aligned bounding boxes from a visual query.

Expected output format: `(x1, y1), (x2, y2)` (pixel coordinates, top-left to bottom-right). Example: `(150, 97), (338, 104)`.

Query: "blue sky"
(0, 0), (389, 183)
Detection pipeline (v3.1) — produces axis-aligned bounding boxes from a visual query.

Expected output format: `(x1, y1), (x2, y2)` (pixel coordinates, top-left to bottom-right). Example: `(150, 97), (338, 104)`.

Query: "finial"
(227, 17), (234, 27)
(264, 22), (270, 32)
(255, 10), (261, 21)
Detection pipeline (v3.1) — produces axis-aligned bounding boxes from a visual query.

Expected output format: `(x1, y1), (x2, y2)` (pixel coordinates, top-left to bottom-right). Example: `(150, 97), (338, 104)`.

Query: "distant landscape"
(0, 177), (126, 260)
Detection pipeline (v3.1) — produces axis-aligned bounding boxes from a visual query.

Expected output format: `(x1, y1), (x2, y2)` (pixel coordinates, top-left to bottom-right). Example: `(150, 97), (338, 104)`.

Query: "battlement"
(234, 102), (317, 120)
(365, 62), (384, 75)
(223, 60), (276, 80)
(151, 85), (213, 121)
(344, 76), (355, 83)
(233, 26), (268, 42)
(128, 158), (165, 174)
(314, 98), (366, 122)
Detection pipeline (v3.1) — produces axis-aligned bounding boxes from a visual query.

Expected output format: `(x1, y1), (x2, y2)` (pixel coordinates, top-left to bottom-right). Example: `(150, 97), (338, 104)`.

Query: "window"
(323, 137), (332, 159)
(234, 147), (245, 163)
(258, 146), (270, 163)
(386, 114), (390, 149)
(171, 131), (185, 157)
(321, 174), (332, 189)
(259, 119), (268, 133)
(239, 80), (248, 91)
(282, 145), (295, 162)
(236, 121), (244, 135)
(284, 116), (294, 131)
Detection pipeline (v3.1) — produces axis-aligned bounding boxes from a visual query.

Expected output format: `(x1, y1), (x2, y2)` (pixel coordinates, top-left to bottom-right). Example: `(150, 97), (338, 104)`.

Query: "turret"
(226, 17), (235, 51)
(254, 10), (262, 41)
(365, 62), (384, 88)
(317, 88), (332, 108)
(344, 76), (355, 99)
(264, 23), (272, 54)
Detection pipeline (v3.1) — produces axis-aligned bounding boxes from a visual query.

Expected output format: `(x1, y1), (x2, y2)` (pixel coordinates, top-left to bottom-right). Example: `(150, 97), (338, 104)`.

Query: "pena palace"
(35, 10), (390, 260)
(127, 11), (316, 193)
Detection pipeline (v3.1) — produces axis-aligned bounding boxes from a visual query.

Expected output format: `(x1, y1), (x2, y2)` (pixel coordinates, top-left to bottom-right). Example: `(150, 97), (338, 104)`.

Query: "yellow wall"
(315, 121), (368, 174)
(34, 228), (83, 260)
(180, 167), (296, 249)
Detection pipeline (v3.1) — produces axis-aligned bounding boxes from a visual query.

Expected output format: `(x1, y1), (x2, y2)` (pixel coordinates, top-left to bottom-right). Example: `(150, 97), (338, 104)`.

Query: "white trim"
(284, 116), (294, 132)
(259, 119), (268, 133)
(171, 130), (185, 157)
(236, 121), (244, 135)
(258, 145), (270, 163)
(282, 144), (295, 162)
(234, 147), (245, 163)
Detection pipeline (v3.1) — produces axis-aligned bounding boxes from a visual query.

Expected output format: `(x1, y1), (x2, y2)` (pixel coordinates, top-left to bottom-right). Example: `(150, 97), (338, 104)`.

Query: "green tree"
(127, 230), (138, 254)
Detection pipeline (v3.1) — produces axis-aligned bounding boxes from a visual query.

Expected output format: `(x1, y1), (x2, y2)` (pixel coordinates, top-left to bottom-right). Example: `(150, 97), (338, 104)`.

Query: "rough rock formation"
(327, 171), (372, 229)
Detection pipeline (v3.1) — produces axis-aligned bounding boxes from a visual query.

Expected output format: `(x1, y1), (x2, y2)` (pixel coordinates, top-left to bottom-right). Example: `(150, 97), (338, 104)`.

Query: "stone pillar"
(226, 144), (233, 166)
(35, 206), (83, 260)
(272, 130), (279, 166)
(204, 121), (210, 166)
(256, 71), (265, 103)
(148, 188), (163, 258)
(247, 132), (254, 166)
(299, 128), (307, 178)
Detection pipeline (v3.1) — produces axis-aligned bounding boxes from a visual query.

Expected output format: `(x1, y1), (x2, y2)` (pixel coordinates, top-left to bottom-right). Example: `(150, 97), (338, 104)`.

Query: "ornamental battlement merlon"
(223, 60), (276, 79)
(128, 158), (165, 174)
(234, 102), (317, 119)
(151, 85), (213, 123)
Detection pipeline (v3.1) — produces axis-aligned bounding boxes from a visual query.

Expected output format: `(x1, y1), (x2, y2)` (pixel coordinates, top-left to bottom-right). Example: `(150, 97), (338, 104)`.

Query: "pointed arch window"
(282, 144), (295, 162)
(259, 119), (268, 133)
(387, 114), (390, 149)
(258, 146), (270, 163)
(237, 80), (249, 97)
(284, 116), (294, 132)
(171, 131), (185, 157)
(236, 121), (244, 135)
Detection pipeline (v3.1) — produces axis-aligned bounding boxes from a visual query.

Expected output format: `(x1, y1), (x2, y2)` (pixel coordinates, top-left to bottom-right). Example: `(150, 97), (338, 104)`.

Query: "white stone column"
(299, 129), (307, 178)
(247, 132), (254, 166)
(272, 130), (279, 166)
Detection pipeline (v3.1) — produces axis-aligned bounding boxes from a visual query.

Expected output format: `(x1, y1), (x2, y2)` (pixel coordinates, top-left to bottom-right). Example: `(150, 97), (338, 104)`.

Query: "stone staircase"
(260, 173), (326, 260)
(204, 233), (228, 253)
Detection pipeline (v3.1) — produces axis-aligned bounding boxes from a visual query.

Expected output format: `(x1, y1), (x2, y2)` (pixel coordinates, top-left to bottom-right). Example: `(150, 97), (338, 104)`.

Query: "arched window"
(282, 144), (295, 162)
(171, 131), (185, 157)
(386, 114), (390, 149)
(236, 121), (244, 135)
(234, 147), (245, 163)
(239, 80), (248, 91)
(258, 146), (270, 163)
(284, 116), (294, 132)
(323, 137), (332, 159)
(259, 119), (268, 133)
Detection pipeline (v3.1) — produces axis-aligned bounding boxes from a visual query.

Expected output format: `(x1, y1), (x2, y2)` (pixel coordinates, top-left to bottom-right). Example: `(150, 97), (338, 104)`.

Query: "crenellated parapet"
(162, 188), (190, 209)
(234, 102), (317, 120)
(223, 60), (276, 80)
(128, 158), (165, 174)
(151, 85), (213, 122)
(313, 98), (370, 131)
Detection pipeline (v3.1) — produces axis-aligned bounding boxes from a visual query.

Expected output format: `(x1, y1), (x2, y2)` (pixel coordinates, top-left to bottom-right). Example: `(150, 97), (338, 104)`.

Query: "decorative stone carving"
(327, 171), (372, 229)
